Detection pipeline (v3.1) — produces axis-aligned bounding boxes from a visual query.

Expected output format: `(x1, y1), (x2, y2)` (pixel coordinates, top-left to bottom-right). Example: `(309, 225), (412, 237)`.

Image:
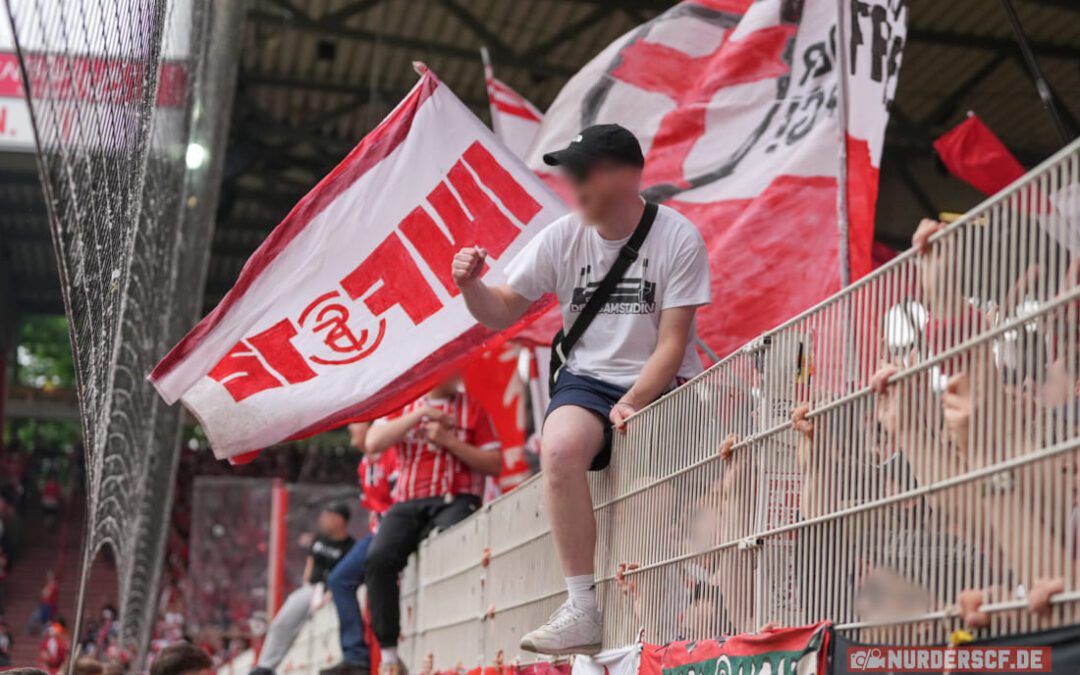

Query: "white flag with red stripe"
(150, 66), (566, 459)
(483, 49), (543, 160)
(527, 0), (906, 358)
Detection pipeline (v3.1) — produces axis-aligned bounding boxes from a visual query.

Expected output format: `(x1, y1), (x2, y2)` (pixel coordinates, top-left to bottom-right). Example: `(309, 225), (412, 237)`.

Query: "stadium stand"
(1, 1), (1079, 673)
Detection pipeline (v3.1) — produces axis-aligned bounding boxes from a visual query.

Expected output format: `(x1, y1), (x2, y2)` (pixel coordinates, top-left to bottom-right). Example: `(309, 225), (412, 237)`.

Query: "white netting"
(3, 0), (238, 661)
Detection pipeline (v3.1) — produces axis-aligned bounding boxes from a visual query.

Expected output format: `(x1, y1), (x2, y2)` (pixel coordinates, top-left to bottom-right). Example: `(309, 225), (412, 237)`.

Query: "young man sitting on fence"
(452, 124), (711, 655)
(362, 375), (502, 675)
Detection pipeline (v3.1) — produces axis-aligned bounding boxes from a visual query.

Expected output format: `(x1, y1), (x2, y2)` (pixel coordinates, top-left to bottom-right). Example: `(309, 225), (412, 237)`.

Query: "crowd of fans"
(0, 436), (363, 674)
(608, 217), (1080, 643)
(0, 442), (81, 671)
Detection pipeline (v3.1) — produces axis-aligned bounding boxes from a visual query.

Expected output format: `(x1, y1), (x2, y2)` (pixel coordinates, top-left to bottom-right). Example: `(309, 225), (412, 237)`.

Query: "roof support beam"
(248, 10), (576, 78)
(1018, 0), (1080, 13)
(241, 70), (488, 110)
(323, 0), (385, 24)
(894, 158), (938, 218)
(521, 5), (616, 61)
(907, 28), (1080, 61)
(437, 0), (518, 62)
(921, 51), (1009, 125)
(548, 0), (668, 9)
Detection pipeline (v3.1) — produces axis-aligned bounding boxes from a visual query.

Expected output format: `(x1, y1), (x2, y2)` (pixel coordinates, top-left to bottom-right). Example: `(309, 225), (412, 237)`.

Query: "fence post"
(267, 478), (289, 618)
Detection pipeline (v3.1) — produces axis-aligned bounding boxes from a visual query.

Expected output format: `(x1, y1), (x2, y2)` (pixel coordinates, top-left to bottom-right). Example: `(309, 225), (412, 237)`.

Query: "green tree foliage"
(5, 315), (81, 449)
(15, 314), (75, 389)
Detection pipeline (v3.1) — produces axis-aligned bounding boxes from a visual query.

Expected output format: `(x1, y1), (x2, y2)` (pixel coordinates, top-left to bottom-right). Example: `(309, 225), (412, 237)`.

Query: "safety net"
(3, 0), (240, 661)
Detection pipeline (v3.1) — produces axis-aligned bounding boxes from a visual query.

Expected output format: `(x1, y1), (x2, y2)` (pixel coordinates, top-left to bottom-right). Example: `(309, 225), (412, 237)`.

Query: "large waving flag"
(151, 66), (566, 459)
(527, 0), (907, 358)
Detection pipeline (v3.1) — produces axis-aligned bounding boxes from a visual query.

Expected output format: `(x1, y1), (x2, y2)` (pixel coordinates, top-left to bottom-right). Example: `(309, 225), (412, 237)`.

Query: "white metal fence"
(401, 138), (1080, 669)
(221, 139), (1080, 675)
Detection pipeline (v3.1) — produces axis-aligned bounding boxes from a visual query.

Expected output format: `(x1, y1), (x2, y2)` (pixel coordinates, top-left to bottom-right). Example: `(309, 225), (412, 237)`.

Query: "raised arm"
(453, 246), (533, 330)
(610, 305), (698, 430)
(365, 407), (444, 454)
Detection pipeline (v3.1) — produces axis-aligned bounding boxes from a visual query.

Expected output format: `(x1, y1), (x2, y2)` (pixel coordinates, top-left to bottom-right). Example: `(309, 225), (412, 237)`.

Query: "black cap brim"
(542, 146), (593, 171)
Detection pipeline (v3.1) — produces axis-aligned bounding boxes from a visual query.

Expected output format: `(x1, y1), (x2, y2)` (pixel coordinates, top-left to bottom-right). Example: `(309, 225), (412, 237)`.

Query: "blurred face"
(856, 566), (932, 621)
(317, 510), (347, 536)
(430, 374), (462, 399)
(1040, 358), (1077, 408)
(568, 162), (642, 225)
(688, 507), (719, 552)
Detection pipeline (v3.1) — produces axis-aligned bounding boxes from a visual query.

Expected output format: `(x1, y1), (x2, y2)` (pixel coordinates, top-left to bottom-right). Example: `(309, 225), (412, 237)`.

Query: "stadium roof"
(2, 0), (1078, 316)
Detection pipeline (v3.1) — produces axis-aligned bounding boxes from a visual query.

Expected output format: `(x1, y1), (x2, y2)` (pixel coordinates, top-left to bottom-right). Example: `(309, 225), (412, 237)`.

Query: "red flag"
(151, 67), (567, 459)
(933, 114), (1025, 196)
(462, 343), (531, 491)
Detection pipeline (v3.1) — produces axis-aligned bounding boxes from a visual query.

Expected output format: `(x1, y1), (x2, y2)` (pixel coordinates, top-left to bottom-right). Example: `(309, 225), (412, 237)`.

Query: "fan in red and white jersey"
(482, 47), (543, 160)
(376, 382), (501, 502)
(361, 375), (502, 671)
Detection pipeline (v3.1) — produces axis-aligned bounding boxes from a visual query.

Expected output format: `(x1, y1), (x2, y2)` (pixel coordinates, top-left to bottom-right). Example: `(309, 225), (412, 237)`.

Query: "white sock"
(565, 574), (596, 610)
(381, 647), (398, 664)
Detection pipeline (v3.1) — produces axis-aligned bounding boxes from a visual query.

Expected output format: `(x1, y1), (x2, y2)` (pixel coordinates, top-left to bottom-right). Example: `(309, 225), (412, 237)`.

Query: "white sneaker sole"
(519, 637), (602, 656)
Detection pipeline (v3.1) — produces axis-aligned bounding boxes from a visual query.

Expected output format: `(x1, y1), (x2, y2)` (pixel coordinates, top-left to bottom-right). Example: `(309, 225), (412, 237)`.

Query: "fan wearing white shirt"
(452, 124), (711, 655)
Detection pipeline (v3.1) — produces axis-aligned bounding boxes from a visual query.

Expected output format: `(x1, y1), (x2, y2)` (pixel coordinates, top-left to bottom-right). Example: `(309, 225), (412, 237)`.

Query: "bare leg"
(541, 405), (605, 577)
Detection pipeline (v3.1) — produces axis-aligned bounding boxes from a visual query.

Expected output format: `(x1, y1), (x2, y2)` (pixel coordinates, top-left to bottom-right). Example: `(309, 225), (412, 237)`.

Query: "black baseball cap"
(542, 124), (644, 176)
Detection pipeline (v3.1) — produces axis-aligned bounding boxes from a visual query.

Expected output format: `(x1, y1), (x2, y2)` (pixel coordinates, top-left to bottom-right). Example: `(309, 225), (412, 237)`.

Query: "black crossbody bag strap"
(550, 202), (658, 389)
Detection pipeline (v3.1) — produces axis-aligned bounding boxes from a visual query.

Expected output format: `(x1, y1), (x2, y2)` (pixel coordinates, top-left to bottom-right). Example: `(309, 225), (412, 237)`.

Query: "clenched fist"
(452, 246), (488, 287)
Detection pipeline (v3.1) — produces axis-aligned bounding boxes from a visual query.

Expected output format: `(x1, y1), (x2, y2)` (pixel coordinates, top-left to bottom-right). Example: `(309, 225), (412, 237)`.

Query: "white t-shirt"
(506, 204), (711, 388)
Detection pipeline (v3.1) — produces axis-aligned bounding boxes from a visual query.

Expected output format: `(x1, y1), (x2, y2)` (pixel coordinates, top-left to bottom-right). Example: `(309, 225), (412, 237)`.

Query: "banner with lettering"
(639, 623), (830, 675)
(526, 0), (906, 358)
(150, 66), (567, 459)
(832, 624), (1080, 675)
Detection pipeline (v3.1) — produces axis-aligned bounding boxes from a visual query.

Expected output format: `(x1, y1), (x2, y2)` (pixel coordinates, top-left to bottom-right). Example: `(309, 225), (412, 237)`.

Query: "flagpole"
(833, 0), (851, 288)
(833, 0), (858, 397)
(479, 46), (500, 138)
(694, 336), (720, 364)
(480, 45), (492, 75)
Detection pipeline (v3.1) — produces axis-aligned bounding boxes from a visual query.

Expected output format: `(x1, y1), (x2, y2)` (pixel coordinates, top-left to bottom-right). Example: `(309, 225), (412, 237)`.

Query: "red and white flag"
(150, 66), (566, 459)
(527, 0), (906, 358)
(482, 47), (543, 160)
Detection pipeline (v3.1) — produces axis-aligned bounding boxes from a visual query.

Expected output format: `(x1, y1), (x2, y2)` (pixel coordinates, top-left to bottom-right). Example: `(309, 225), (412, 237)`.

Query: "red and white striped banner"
(483, 49), (543, 160)
(151, 66), (566, 459)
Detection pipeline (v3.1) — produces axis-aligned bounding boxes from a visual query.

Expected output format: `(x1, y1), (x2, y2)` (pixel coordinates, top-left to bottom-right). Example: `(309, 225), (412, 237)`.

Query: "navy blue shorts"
(545, 370), (628, 471)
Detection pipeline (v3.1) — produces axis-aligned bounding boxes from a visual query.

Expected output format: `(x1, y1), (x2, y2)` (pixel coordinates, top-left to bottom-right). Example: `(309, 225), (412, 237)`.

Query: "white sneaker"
(519, 601), (602, 656)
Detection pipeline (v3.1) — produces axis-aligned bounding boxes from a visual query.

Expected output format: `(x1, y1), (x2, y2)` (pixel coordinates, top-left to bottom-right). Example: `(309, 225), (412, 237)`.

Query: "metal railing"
(399, 137), (1080, 669)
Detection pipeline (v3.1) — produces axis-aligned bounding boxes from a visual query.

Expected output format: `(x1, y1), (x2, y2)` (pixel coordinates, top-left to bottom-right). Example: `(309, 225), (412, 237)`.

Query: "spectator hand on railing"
(1027, 577), (1065, 618)
(913, 218), (946, 254)
(610, 401), (636, 433)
